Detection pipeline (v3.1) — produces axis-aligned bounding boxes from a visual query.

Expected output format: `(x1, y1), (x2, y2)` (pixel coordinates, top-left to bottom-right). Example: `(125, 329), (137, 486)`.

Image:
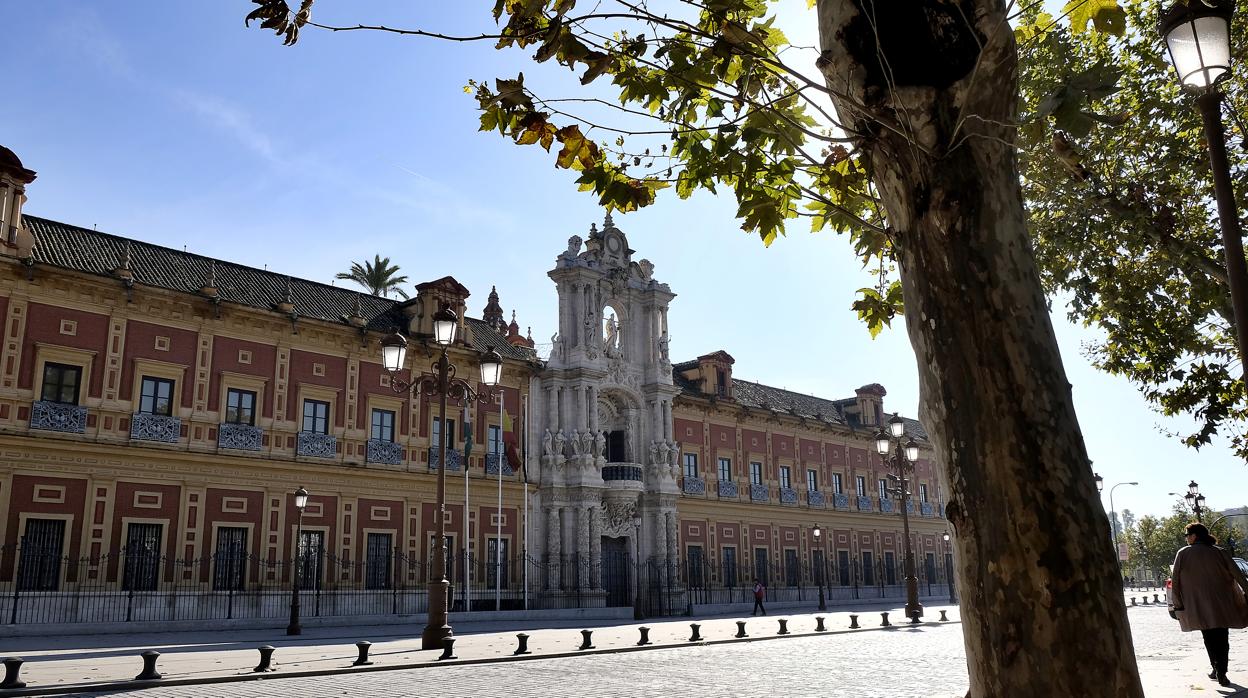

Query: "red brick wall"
(289, 349), (347, 427)
(209, 337), (278, 417)
(120, 320), (197, 406)
(1, 475), (89, 579)
(20, 303), (110, 396)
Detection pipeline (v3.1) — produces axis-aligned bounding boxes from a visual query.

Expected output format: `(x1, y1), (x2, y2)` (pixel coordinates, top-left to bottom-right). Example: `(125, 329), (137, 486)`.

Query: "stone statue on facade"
(564, 235), (582, 259)
(650, 440), (662, 466)
(638, 259), (654, 281)
(543, 428), (555, 457)
(594, 430), (607, 458)
(580, 429), (596, 460)
(554, 430), (568, 458)
(604, 313), (619, 350)
(658, 332), (670, 364)
(569, 429), (584, 457)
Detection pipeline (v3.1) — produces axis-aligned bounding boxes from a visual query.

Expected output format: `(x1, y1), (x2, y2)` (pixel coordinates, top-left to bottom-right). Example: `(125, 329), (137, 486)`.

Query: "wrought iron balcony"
(833, 492), (850, 510)
(297, 431), (337, 458)
(486, 452), (515, 476)
(807, 490), (826, 507)
(879, 498), (895, 513)
(366, 439), (403, 465)
(30, 401), (87, 434)
(428, 447), (462, 471)
(717, 480), (739, 499)
(218, 422), (262, 451)
(749, 483), (769, 503)
(779, 487), (798, 504)
(920, 501), (934, 517)
(905, 500), (916, 515)
(856, 495), (873, 512)
(131, 412), (181, 443)
(682, 476), (705, 495)
(602, 464), (642, 481)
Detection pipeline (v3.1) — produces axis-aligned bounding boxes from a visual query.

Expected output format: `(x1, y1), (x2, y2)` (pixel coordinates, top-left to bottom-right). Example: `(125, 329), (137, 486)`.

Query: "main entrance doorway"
(601, 536), (631, 607)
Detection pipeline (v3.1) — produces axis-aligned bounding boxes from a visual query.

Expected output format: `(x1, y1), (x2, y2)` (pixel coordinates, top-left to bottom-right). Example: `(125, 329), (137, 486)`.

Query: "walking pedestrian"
(751, 578), (766, 616)
(1170, 522), (1248, 687)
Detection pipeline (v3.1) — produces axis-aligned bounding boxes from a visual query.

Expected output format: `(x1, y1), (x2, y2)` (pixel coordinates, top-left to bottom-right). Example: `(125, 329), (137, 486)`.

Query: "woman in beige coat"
(1171, 522), (1248, 687)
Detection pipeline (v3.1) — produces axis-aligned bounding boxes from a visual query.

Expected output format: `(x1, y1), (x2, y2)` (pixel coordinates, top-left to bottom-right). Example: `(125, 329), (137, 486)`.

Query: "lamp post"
(1184, 480), (1207, 523)
(813, 524), (827, 612)
(633, 515), (644, 620)
(1159, 0), (1248, 372)
(942, 531), (956, 604)
(1094, 472), (1103, 494)
(1108, 481), (1138, 563)
(875, 415), (922, 620)
(286, 486), (309, 636)
(380, 303), (504, 650)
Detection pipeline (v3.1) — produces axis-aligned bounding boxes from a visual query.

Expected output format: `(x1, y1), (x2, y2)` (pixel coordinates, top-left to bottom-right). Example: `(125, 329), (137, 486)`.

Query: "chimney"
(854, 384), (887, 427)
(696, 350), (735, 399)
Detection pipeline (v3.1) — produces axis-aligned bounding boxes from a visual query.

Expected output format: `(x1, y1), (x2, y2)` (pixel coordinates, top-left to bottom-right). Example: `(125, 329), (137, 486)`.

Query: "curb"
(0, 617), (963, 696)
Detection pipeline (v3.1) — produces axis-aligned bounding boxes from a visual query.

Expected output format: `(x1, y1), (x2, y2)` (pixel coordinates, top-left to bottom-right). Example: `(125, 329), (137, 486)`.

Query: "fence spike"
(437, 637), (457, 661)
(637, 626), (652, 646)
(353, 641), (373, 666)
(514, 633), (531, 655)
(578, 629), (595, 650)
(253, 646), (276, 673)
(688, 623), (703, 642)
(815, 616), (827, 632)
(1, 657), (26, 690)
(135, 650), (162, 681)
(735, 620), (748, 638)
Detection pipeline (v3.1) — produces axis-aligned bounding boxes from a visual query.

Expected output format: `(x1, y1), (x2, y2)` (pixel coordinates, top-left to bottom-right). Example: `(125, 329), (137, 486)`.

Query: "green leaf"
(1064, 0), (1126, 36)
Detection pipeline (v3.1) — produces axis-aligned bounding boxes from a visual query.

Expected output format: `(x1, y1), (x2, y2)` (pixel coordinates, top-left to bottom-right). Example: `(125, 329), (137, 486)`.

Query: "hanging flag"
(502, 404), (523, 472)
(462, 403), (474, 461)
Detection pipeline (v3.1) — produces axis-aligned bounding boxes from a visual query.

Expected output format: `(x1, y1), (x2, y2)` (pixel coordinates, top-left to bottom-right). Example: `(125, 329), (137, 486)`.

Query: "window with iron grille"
(225, 389), (256, 425)
(687, 545), (705, 587)
(213, 527), (247, 591)
(682, 453), (698, 479)
(806, 469), (818, 492)
(812, 549), (825, 585)
(371, 408), (396, 442)
(487, 424), (503, 455)
(302, 400), (330, 434)
(856, 475), (866, 495)
(297, 530), (324, 589)
(779, 466), (792, 489)
(753, 547), (769, 586)
(41, 363), (82, 404)
(432, 417), (456, 447)
(717, 457), (732, 482)
(722, 546), (738, 588)
(749, 461), (763, 486)
(784, 549), (799, 586)
(884, 551), (897, 585)
(861, 551), (875, 585)
(878, 478), (889, 500)
(366, 532), (393, 590)
(919, 483), (929, 503)
(139, 377), (175, 416)
(838, 549), (851, 586)
(925, 553), (937, 582)
(17, 518), (65, 591)
(486, 538), (509, 588)
(123, 523), (162, 591)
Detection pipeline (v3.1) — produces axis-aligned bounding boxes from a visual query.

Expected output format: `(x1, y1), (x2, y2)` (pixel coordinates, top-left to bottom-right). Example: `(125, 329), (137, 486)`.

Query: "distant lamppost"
(633, 514), (644, 620)
(942, 531), (956, 605)
(1159, 0), (1248, 371)
(875, 415), (922, 620)
(380, 303), (503, 650)
(1108, 481), (1138, 570)
(286, 486), (309, 636)
(1184, 480), (1207, 523)
(813, 524), (827, 612)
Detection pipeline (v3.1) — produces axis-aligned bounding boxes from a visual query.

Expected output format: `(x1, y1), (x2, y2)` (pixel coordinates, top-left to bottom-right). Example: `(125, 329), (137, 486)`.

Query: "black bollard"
(637, 627), (652, 646)
(777, 618), (789, 635)
(253, 646), (276, 673)
(135, 650), (162, 681)
(880, 612), (891, 627)
(849, 614), (860, 629)
(688, 623), (703, 642)
(578, 629), (595, 650)
(815, 616), (827, 632)
(1, 657), (25, 690)
(514, 633), (531, 655)
(1130, 597), (1137, 606)
(438, 637), (457, 661)
(735, 620), (748, 638)
(909, 612), (922, 625)
(939, 610), (949, 622)
(1153, 594), (1160, 603)
(353, 641), (374, 666)
(1142, 596), (1150, 605)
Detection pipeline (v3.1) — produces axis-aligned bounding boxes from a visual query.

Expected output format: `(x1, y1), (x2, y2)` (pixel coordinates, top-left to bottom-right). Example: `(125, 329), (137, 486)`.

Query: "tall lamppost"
(1184, 480), (1207, 523)
(941, 531), (956, 605)
(1159, 0), (1248, 371)
(813, 524), (827, 611)
(1109, 481), (1138, 548)
(875, 415), (922, 620)
(286, 486), (309, 636)
(380, 303), (503, 650)
(633, 514), (644, 620)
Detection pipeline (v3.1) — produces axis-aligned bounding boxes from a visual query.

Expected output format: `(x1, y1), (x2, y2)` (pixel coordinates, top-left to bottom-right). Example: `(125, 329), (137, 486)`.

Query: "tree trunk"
(816, 2), (1143, 696)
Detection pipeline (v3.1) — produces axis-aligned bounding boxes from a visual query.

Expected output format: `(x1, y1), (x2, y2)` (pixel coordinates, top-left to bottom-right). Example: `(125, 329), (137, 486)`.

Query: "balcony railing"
(833, 492), (850, 510)
(486, 452), (515, 476)
(219, 423), (263, 451)
(602, 464), (642, 481)
(366, 439), (403, 465)
(428, 447), (462, 471)
(879, 498), (895, 513)
(297, 431), (337, 458)
(807, 491), (826, 507)
(749, 484), (768, 503)
(779, 487), (798, 504)
(717, 480), (739, 499)
(30, 401), (87, 434)
(682, 476), (705, 495)
(856, 495), (872, 512)
(131, 413), (181, 443)
(905, 500), (916, 515)
(921, 501), (935, 517)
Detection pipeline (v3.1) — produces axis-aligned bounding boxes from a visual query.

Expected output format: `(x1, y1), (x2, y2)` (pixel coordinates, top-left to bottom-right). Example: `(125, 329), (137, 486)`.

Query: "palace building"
(0, 146), (952, 632)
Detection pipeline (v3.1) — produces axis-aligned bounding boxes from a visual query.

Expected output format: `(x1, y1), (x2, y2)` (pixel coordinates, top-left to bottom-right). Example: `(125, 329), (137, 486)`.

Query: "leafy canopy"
(335, 255), (410, 299)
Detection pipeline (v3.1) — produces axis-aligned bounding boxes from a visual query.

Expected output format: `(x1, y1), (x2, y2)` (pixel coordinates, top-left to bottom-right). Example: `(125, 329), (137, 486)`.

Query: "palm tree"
(335, 255), (409, 299)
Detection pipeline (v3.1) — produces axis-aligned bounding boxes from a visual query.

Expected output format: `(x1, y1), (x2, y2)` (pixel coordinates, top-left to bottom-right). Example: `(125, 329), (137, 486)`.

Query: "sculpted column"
(546, 506), (561, 591)
(589, 506), (602, 590)
(577, 506), (591, 590)
(665, 511), (678, 587)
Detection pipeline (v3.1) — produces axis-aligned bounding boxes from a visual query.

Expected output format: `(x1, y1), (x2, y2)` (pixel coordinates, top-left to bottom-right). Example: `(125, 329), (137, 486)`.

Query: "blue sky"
(4, 1), (1242, 520)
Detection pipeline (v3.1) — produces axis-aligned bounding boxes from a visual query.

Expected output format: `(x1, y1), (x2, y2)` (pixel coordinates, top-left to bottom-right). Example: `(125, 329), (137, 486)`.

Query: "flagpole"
(522, 391), (529, 611)
(496, 390), (503, 610)
(463, 402), (470, 614)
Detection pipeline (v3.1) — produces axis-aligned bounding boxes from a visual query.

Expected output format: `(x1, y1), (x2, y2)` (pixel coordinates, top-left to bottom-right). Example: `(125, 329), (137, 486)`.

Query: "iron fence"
(683, 556), (954, 606)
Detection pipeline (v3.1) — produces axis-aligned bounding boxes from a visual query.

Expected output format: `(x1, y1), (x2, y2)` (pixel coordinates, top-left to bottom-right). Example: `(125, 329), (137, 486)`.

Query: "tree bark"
(816, 2), (1143, 695)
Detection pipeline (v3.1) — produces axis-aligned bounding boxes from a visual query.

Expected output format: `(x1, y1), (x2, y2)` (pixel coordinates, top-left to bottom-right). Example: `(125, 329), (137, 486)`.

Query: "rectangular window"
(919, 483), (929, 503)
(225, 389), (256, 426)
(487, 424), (503, 455)
(432, 417), (457, 448)
(722, 546), (738, 588)
(41, 363), (82, 405)
(884, 551), (897, 585)
(779, 466), (792, 490)
(17, 518), (65, 591)
(806, 469), (819, 492)
(486, 538), (509, 588)
(302, 399), (330, 434)
(213, 527), (248, 591)
(812, 549), (826, 586)
(833, 473), (843, 495)
(717, 457), (732, 482)
(716, 368), (728, 396)
(371, 408), (396, 442)
(838, 550), (851, 586)
(123, 522), (162, 591)
(753, 547), (769, 586)
(683, 453), (698, 479)
(298, 530), (325, 589)
(139, 376), (175, 416)
(607, 430), (627, 462)
(784, 549), (799, 587)
(925, 553), (937, 583)
(856, 475), (867, 496)
(861, 551), (875, 586)
(366, 532), (393, 590)
(749, 461), (763, 486)
(878, 478), (889, 500)
(687, 545), (705, 588)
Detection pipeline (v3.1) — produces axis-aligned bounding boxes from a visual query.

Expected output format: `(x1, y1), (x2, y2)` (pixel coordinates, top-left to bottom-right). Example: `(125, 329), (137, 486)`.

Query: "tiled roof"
(22, 215), (536, 362)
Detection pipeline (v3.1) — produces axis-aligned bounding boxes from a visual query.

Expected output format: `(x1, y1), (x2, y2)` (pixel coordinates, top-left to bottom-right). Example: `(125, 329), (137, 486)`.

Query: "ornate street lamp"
(942, 531), (957, 605)
(1094, 472), (1104, 493)
(633, 514), (644, 620)
(380, 303), (504, 650)
(1159, 0), (1248, 371)
(813, 524), (827, 611)
(1184, 480), (1207, 523)
(875, 415), (922, 621)
(286, 486), (309, 636)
